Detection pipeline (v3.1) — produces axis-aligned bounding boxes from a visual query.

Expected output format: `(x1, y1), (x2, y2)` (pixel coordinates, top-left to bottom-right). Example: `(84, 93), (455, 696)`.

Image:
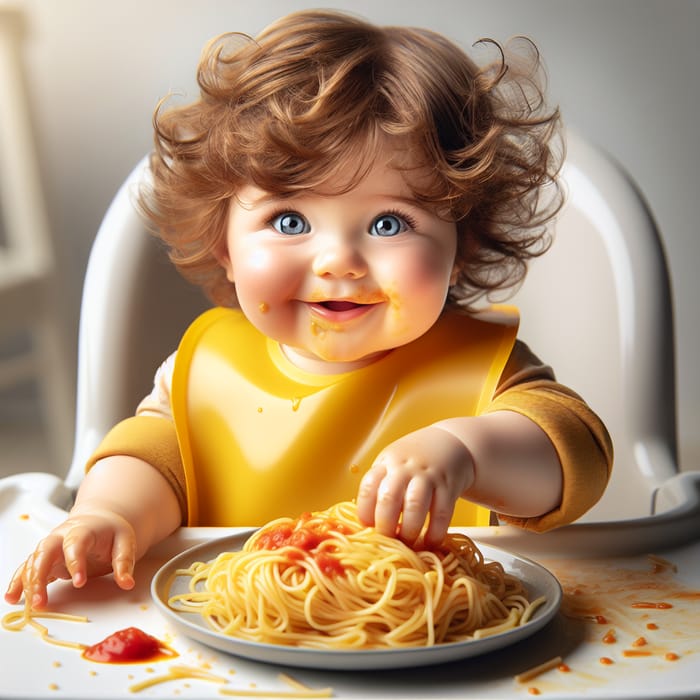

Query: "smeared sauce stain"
(532, 551), (699, 690)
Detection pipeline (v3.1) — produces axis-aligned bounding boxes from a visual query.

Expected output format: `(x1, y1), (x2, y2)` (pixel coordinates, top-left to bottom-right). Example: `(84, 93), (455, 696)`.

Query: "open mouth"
(307, 299), (379, 322)
(319, 300), (365, 312)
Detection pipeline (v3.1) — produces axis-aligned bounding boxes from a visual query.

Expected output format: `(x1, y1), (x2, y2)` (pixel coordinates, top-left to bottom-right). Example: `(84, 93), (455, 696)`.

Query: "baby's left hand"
(356, 425), (474, 547)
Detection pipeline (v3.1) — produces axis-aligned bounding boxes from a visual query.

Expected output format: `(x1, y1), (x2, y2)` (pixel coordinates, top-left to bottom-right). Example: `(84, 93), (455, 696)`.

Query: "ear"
(213, 244), (235, 283)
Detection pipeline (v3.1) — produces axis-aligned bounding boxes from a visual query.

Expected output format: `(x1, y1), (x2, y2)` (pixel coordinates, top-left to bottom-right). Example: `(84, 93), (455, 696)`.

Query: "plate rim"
(151, 531), (562, 670)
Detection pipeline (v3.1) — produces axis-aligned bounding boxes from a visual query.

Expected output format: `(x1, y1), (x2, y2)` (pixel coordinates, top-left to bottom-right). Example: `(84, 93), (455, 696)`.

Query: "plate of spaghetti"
(151, 502), (561, 670)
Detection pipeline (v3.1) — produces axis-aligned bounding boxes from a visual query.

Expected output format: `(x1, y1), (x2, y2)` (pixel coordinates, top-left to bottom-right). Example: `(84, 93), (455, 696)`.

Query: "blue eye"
(370, 214), (406, 237)
(271, 212), (310, 235)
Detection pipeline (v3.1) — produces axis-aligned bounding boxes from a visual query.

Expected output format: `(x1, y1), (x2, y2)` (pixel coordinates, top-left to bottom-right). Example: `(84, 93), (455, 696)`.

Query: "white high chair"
(1, 129), (698, 555)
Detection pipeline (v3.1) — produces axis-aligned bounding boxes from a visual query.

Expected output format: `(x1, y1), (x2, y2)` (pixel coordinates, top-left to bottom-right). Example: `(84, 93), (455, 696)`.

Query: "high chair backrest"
(65, 131), (679, 523)
(66, 159), (210, 487)
(509, 129), (677, 522)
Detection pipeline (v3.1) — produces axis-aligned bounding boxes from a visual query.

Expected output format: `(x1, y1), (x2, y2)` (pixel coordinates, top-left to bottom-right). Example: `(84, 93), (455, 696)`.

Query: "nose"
(311, 236), (368, 280)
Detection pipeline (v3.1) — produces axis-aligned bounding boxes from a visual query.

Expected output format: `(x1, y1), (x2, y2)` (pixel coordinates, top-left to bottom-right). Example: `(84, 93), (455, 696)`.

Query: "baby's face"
(220, 146), (458, 374)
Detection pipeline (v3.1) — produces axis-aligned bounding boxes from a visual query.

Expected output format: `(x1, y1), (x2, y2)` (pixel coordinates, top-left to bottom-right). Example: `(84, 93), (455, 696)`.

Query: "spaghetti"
(1, 600), (88, 650)
(169, 502), (543, 649)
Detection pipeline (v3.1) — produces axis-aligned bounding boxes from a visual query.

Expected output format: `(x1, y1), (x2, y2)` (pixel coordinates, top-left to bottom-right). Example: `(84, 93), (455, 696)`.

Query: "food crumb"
(527, 688), (541, 696)
(52, 661), (61, 668)
(558, 663), (571, 672)
(665, 652), (680, 661)
(19, 514), (30, 520)
(600, 657), (614, 665)
(48, 683), (59, 691)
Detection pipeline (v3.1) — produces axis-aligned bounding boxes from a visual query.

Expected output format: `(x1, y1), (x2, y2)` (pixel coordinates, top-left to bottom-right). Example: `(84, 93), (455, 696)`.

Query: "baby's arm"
(357, 341), (613, 546)
(4, 455), (181, 609)
(357, 411), (561, 547)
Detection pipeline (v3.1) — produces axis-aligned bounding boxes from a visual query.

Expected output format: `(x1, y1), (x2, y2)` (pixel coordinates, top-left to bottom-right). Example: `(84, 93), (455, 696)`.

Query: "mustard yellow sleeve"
(85, 416), (188, 524)
(487, 342), (613, 531)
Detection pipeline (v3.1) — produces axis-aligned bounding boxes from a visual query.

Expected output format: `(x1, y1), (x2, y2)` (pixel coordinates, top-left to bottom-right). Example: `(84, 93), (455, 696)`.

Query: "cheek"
(232, 245), (276, 294)
(392, 243), (455, 295)
(246, 247), (275, 272)
(231, 243), (301, 311)
(232, 239), (277, 276)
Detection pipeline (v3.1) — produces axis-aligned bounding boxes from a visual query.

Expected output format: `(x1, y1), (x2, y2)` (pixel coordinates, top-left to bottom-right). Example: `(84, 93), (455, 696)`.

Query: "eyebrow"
(233, 190), (285, 207)
(234, 188), (435, 215)
(389, 194), (432, 210)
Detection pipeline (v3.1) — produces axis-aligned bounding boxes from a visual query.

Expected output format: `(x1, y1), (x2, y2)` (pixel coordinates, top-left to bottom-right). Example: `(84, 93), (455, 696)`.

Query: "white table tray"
(1, 472), (699, 699)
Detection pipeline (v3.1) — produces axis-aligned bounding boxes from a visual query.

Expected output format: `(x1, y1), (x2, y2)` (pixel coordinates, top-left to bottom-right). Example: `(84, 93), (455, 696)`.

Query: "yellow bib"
(172, 307), (518, 527)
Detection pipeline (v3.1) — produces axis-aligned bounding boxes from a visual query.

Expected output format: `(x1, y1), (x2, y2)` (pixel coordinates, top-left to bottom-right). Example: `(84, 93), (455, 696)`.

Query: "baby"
(6, 10), (612, 609)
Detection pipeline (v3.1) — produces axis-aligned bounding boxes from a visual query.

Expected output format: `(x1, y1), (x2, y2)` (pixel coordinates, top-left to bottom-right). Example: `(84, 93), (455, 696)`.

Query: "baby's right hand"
(4, 509), (137, 609)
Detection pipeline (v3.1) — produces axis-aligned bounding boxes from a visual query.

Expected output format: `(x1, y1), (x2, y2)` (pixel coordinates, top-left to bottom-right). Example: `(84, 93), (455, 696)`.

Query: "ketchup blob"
(82, 627), (174, 664)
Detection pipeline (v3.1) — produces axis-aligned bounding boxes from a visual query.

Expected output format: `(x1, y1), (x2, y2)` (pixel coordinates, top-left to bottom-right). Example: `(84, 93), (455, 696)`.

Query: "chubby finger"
(21, 563), (49, 610)
(423, 489), (455, 548)
(5, 561), (28, 604)
(25, 537), (70, 608)
(396, 478), (433, 546)
(356, 464), (387, 526)
(111, 529), (137, 590)
(62, 526), (96, 589)
(372, 472), (412, 538)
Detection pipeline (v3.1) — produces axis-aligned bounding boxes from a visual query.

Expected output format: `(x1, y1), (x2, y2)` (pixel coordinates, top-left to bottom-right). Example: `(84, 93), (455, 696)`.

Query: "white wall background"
(4, 0), (700, 471)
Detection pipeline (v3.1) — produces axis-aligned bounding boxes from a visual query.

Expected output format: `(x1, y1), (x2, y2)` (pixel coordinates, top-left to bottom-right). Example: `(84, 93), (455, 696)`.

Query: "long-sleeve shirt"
(87, 330), (613, 531)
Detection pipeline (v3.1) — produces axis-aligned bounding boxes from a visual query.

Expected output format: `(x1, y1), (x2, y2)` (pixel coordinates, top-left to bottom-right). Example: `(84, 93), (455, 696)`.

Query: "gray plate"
(151, 532), (561, 670)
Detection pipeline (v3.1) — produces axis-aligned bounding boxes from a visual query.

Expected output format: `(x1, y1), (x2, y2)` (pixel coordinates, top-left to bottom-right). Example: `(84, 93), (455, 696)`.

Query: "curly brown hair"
(140, 9), (564, 310)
